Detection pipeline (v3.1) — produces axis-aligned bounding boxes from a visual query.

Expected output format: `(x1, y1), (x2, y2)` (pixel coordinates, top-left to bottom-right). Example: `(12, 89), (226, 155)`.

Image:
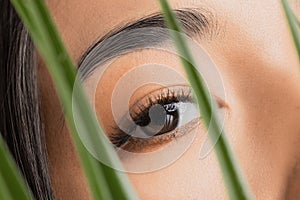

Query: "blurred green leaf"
(10, 0), (138, 200)
(0, 173), (13, 200)
(282, 0), (300, 61)
(0, 136), (33, 200)
(158, 0), (253, 199)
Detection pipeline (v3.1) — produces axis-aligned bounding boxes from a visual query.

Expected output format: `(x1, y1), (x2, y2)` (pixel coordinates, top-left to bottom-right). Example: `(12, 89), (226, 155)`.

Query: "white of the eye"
(177, 102), (200, 127)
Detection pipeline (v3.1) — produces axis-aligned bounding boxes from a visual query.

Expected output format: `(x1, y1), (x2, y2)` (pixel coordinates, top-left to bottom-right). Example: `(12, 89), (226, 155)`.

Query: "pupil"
(135, 113), (151, 127)
(134, 103), (179, 135)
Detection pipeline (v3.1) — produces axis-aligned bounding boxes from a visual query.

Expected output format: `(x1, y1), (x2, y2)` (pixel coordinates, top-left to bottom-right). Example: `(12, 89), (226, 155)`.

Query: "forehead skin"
(39, 0), (300, 199)
(45, 0), (298, 65)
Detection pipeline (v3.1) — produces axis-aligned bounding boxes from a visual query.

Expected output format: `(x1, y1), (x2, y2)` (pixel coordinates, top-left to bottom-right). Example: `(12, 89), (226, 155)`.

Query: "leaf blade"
(158, 1), (253, 199)
(10, 0), (138, 199)
(282, 0), (300, 61)
(0, 136), (33, 200)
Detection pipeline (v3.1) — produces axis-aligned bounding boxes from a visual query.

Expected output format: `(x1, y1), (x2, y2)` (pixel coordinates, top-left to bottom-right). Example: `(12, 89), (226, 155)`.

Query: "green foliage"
(158, 1), (253, 199)
(0, 136), (33, 200)
(9, 0), (138, 199)
(282, 0), (300, 61)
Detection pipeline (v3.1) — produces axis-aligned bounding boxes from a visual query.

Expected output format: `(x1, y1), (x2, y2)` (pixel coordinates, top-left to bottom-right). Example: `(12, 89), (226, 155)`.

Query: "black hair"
(0, 1), (54, 199)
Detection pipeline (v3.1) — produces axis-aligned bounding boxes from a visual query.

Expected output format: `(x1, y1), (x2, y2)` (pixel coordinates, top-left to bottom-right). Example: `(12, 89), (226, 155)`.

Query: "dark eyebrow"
(78, 8), (219, 80)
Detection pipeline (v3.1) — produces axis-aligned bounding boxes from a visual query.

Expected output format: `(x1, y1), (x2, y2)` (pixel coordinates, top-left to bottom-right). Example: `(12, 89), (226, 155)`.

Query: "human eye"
(109, 85), (201, 153)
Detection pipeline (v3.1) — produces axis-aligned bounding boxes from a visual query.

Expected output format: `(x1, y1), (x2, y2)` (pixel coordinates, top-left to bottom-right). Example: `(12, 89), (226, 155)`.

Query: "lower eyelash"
(115, 118), (201, 153)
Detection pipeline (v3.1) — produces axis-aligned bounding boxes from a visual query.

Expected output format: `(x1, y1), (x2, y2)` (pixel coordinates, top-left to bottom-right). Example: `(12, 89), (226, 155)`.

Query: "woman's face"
(39, 0), (300, 199)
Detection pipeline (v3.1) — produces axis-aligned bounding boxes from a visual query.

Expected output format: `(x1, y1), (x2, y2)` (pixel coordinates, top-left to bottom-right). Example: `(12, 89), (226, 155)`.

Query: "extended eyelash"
(109, 86), (193, 148)
(129, 86), (193, 122)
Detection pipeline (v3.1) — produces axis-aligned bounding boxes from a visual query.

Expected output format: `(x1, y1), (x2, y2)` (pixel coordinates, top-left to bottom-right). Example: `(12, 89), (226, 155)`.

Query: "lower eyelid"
(117, 117), (201, 153)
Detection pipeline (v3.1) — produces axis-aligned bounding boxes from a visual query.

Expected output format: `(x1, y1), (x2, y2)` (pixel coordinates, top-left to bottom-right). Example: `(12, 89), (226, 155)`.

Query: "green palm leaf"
(9, 0), (138, 199)
(158, 0), (253, 199)
(0, 136), (33, 200)
(282, 0), (300, 61)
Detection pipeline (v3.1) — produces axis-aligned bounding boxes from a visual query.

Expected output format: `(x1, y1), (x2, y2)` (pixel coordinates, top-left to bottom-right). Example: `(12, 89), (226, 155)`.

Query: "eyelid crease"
(129, 85), (230, 113)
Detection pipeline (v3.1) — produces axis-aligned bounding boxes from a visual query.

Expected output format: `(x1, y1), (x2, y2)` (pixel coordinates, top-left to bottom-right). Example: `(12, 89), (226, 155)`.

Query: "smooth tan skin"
(39, 0), (300, 199)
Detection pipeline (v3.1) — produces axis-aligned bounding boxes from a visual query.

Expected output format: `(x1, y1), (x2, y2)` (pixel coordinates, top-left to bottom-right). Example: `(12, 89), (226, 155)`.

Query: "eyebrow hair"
(78, 8), (219, 80)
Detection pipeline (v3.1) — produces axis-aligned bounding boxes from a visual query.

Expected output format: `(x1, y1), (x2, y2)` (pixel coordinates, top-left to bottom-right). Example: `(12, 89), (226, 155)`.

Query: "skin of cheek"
(225, 57), (300, 195)
(127, 124), (227, 200)
(199, 1), (300, 199)
(224, 65), (300, 199)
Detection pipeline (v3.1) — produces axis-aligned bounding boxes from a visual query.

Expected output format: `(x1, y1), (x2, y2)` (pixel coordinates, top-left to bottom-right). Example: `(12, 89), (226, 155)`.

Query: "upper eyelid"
(77, 8), (220, 80)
